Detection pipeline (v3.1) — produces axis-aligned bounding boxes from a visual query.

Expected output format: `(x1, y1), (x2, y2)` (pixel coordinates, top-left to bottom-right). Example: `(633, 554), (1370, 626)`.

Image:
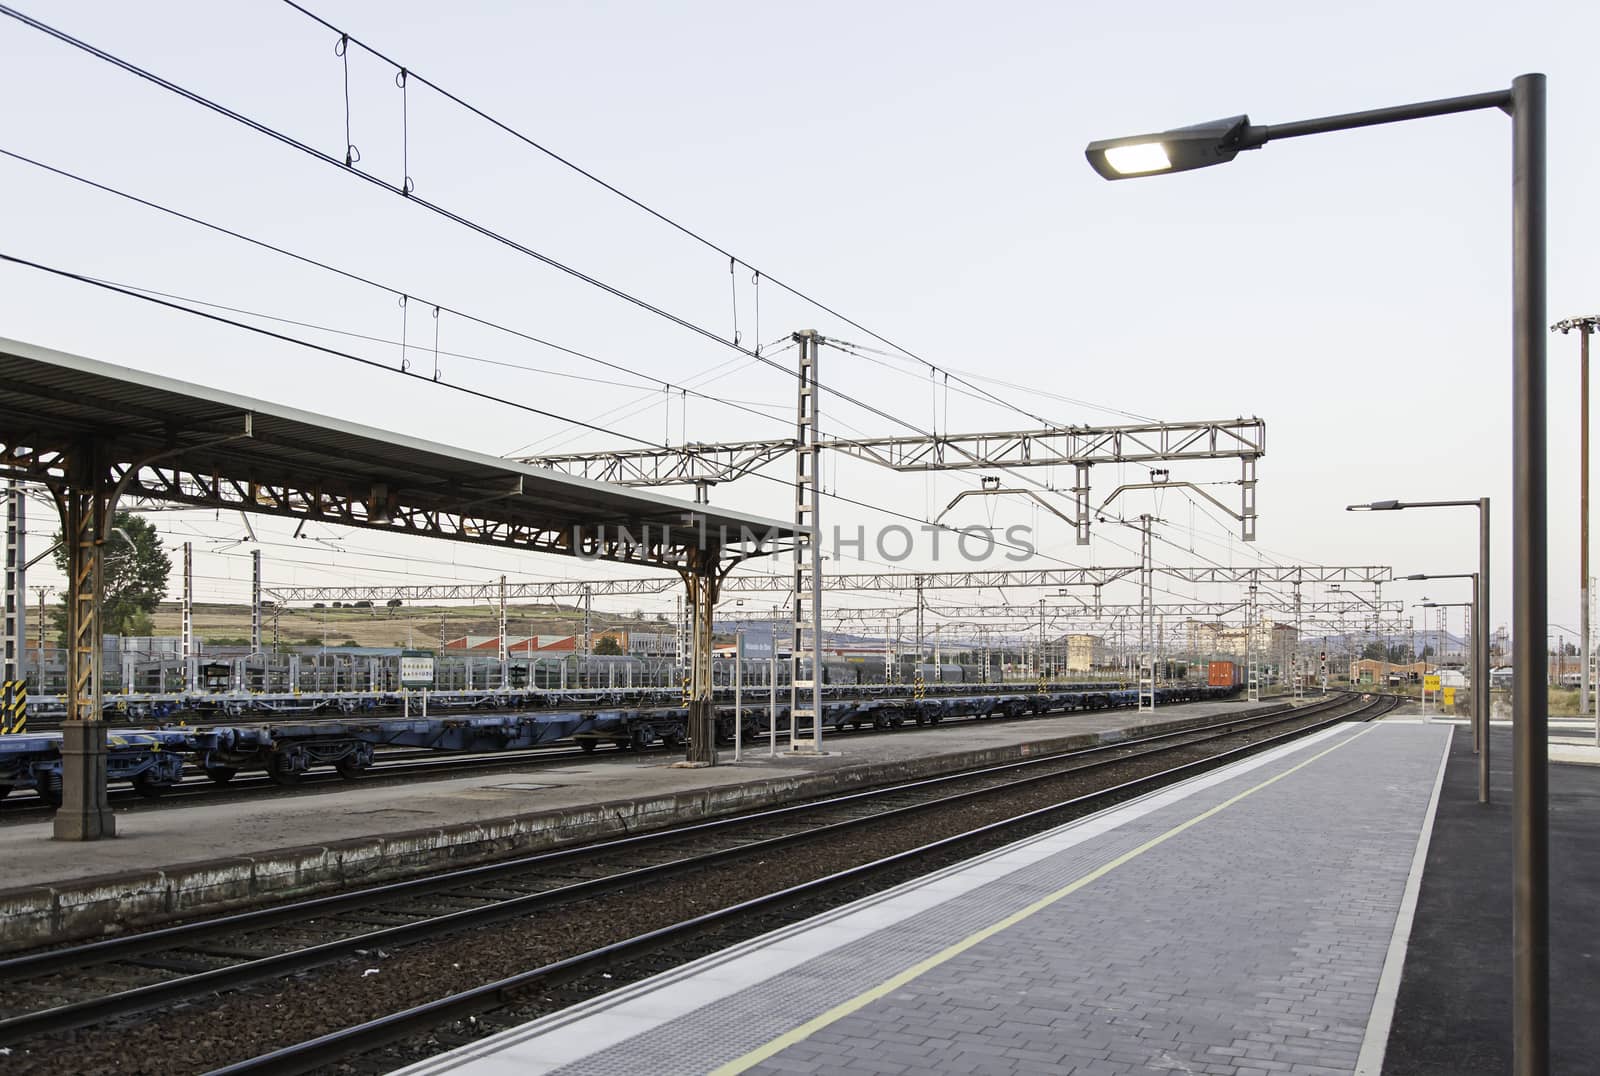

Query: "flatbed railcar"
(0, 682), (1240, 801)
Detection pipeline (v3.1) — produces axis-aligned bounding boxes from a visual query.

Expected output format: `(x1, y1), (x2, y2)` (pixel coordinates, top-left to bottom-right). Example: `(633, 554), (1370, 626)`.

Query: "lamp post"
(1346, 498), (1491, 802)
(1087, 76), (1547, 1073)
(1410, 572), (1485, 798)
(1551, 316), (1597, 727)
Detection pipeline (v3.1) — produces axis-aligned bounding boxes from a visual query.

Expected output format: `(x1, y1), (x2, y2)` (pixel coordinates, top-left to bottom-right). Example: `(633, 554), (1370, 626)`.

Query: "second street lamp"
(1348, 498), (1492, 806)
(1086, 76), (1548, 1073)
(1407, 570), (1489, 804)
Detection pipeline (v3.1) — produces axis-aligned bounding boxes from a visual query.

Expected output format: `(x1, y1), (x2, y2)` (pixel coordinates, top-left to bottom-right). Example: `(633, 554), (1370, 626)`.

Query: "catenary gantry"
(263, 564), (1392, 604)
(522, 417), (1265, 544)
(0, 337), (796, 839)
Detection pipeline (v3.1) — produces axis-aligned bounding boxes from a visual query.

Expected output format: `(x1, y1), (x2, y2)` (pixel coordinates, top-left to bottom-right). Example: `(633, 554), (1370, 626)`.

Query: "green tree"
(594, 635), (623, 655)
(52, 511), (172, 638)
(1360, 641), (1388, 661)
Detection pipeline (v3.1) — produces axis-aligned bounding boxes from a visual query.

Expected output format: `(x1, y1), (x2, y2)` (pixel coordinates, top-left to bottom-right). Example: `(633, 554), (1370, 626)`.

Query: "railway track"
(0, 691), (1391, 1074)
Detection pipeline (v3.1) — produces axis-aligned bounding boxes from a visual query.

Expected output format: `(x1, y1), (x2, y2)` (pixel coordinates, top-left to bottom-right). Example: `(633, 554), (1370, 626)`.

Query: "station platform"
(0, 696), (1278, 950)
(396, 720), (1451, 1076)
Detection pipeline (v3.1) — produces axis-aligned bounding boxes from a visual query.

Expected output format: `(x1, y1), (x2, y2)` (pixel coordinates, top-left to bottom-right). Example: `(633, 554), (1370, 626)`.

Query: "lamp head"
(1405, 574), (1429, 581)
(1085, 115), (1263, 180)
(1346, 499), (1403, 512)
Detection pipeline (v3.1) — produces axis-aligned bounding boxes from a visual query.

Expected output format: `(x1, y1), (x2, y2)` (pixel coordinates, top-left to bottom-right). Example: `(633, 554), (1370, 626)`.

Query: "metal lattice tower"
(1246, 570), (1261, 702)
(497, 574), (509, 687)
(913, 575), (925, 698)
(4, 481), (23, 684)
(1291, 581), (1304, 701)
(1137, 514), (1155, 711)
(250, 548), (262, 659)
(789, 330), (824, 753)
(181, 541), (195, 693)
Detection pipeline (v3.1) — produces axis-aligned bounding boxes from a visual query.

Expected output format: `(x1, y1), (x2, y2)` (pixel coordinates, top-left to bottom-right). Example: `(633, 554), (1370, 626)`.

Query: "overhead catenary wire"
(275, 0), (1064, 432)
(0, 148), (792, 436)
(0, 5), (963, 448)
(0, 10), (1298, 606)
(2, 251), (1124, 580)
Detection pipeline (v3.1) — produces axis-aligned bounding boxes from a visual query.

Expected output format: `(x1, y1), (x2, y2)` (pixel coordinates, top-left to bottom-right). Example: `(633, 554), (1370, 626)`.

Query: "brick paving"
(395, 722), (1450, 1076)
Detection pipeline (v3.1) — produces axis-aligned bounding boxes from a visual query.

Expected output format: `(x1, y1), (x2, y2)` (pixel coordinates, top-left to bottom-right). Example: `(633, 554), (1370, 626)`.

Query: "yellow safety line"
(712, 723), (1378, 1075)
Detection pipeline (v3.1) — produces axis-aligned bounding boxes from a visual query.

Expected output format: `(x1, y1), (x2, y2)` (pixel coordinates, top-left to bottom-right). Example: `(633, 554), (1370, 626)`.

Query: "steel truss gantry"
(264, 564), (1392, 605)
(524, 417), (1265, 545)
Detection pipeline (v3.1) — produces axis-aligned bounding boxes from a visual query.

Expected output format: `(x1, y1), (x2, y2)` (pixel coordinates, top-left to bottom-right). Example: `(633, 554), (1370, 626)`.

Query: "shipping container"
(1208, 660), (1240, 688)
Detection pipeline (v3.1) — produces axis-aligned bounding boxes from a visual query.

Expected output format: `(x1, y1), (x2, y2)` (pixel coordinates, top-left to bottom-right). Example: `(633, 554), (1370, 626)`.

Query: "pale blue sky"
(1, 0), (1595, 643)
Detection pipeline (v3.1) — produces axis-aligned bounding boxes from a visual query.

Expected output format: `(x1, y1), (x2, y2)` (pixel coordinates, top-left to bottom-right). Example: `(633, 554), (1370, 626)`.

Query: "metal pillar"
(31, 584), (50, 691)
(53, 445), (115, 840)
(3, 481), (25, 733)
(1246, 572), (1261, 702)
(913, 575), (925, 699)
(250, 548), (262, 659)
(1510, 72), (1548, 1076)
(675, 594), (689, 701)
(1291, 581), (1304, 701)
(181, 541), (195, 693)
(497, 574), (509, 688)
(582, 584), (593, 657)
(683, 550), (720, 765)
(1583, 326), (1593, 719)
(789, 329), (823, 753)
(1137, 514), (1155, 711)
(1072, 461), (1091, 545)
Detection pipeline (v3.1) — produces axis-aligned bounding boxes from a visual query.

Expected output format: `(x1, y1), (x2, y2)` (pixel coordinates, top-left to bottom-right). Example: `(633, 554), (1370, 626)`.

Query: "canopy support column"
(53, 441), (116, 841)
(681, 547), (721, 765)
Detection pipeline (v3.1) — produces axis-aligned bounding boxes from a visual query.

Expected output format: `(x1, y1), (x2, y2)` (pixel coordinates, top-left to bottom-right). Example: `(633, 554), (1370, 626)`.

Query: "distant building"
(1064, 633), (1108, 673)
(1184, 617), (1298, 661)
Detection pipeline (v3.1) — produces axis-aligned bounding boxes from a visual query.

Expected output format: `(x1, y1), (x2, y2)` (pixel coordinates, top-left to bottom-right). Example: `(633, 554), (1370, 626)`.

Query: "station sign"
(1423, 674), (1441, 692)
(1442, 686), (1456, 706)
(739, 622), (777, 659)
(400, 649), (436, 688)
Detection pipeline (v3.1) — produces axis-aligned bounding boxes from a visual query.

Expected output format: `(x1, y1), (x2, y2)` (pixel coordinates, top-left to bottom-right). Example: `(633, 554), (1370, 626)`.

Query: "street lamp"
(1347, 497), (1492, 801)
(1088, 76), (1548, 1074)
(1409, 571), (1488, 803)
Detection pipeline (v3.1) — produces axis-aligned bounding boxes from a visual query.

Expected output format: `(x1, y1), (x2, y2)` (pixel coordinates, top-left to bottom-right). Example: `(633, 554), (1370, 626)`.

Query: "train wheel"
(661, 731), (683, 751)
(205, 767), (238, 784)
(335, 758), (369, 781)
(266, 756), (301, 786)
(35, 777), (62, 807)
(0, 784), (10, 802)
(578, 739), (599, 753)
(131, 773), (167, 799)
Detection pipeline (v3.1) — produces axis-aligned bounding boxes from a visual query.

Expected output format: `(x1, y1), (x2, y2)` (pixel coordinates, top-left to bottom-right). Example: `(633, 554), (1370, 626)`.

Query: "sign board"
(1443, 686), (1456, 706)
(400, 649), (436, 688)
(1423, 674), (1441, 692)
(738, 621), (777, 659)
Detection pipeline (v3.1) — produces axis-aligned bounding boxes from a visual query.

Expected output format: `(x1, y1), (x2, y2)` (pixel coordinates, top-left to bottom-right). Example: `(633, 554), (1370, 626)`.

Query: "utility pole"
(498, 574), (509, 688)
(31, 585), (52, 687)
(250, 548), (262, 659)
(181, 542), (194, 693)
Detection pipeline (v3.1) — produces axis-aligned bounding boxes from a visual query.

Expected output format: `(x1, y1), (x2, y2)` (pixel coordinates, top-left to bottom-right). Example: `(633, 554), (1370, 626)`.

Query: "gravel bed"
(1, 709), (1350, 1075)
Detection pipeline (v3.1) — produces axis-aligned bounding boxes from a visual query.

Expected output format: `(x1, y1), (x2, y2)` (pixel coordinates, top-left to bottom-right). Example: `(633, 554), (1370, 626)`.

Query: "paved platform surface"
(1382, 726), (1600, 1073)
(396, 720), (1450, 1076)
(0, 697), (1266, 891)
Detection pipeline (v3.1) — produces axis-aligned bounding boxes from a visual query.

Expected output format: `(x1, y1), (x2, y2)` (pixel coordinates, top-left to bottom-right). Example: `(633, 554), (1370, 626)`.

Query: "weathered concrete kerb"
(0, 705), (1281, 952)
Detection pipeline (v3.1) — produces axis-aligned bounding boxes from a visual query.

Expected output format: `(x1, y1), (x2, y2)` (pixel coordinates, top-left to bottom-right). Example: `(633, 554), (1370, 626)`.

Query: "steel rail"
(0, 695), (1362, 1044)
(204, 693), (1396, 1075)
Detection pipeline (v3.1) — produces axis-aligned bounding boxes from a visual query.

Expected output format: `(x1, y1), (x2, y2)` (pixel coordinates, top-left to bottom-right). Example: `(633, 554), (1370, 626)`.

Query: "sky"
(0, 0), (1595, 647)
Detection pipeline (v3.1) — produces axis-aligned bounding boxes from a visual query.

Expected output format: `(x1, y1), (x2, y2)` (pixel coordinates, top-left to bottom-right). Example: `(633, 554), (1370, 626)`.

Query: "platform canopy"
(0, 337), (796, 571)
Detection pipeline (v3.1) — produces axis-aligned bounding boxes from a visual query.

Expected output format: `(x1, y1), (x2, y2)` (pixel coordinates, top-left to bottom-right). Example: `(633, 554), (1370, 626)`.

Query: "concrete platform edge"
(0, 705), (1275, 952)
